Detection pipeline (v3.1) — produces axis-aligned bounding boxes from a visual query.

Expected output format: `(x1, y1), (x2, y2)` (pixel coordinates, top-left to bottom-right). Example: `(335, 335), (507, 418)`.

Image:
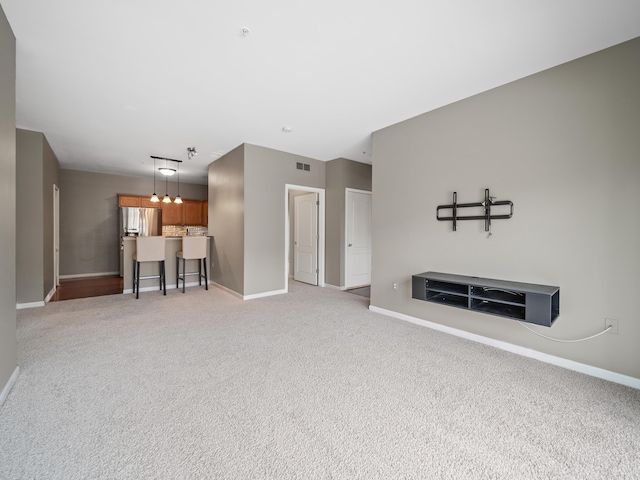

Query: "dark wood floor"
(50, 275), (123, 302)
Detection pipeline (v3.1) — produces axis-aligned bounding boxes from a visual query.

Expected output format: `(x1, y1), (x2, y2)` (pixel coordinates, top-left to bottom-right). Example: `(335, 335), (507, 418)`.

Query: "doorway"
(285, 185), (325, 291)
(345, 188), (372, 289)
(293, 192), (319, 285)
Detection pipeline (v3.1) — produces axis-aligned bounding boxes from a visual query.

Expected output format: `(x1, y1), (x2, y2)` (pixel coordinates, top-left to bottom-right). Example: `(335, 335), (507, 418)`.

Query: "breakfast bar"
(122, 236), (212, 294)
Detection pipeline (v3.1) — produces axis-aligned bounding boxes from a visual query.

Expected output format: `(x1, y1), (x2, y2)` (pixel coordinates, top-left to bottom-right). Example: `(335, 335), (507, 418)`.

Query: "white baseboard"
(45, 285), (56, 303)
(210, 282), (243, 299)
(0, 366), (19, 408)
(244, 288), (287, 300)
(324, 283), (347, 291)
(209, 282), (287, 301)
(16, 301), (45, 310)
(369, 305), (640, 391)
(59, 271), (119, 280)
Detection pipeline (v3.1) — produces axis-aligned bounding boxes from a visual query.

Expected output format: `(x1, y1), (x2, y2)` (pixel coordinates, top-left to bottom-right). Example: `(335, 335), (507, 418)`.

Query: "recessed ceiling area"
(2, 0), (640, 185)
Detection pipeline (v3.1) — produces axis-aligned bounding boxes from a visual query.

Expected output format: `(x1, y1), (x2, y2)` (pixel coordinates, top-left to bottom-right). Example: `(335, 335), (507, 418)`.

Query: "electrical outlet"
(393, 282), (398, 291)
(605, 318), (618, 335)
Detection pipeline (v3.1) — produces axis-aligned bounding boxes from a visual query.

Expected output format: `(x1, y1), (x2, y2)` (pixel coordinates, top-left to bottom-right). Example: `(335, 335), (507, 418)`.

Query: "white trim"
(53, 184), (60, 287)
(16, 301), (45, 310)
(369, 305), (640, 390)
(324, 283), (347, 291)
(210, 282), (244, 299)
(59, 271), (119, 280)
(208, 282), (286, 300)
(45, 285), (56, 303)
(285, 184), (326, 293)
(244, 288), (288, 300)
(0, 366), (20, 408)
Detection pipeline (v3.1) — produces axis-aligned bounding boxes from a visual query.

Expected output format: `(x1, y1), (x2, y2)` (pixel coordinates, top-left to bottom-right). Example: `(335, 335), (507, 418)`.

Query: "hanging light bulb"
(174, 162), (183, 204)
(163, 175), (172, 203)
(150, 157), (160, 202)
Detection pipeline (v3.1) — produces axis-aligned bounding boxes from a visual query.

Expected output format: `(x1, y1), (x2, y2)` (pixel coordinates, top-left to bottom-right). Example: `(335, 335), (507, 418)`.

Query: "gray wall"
(0, 4), (17, 398)
(59, 169), (207, 276)
(371, 37), (640, 379)
(16, 129), (60, 304)
(208, 145), (245, 295)
(325, 158), (372, 287)
(16, 130), (45, 304)
(244, 144), (325, 296)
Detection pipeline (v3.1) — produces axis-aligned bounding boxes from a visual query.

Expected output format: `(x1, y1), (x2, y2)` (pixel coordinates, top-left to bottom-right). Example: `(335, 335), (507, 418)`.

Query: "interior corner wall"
(59, 169), (207, 276)
(0, 4), (17, 398)
(371, 37), (640, 379)
(325, 158), (372, 287)
(243, 144), (325, 296)
(16, 129), (45, 304)
(42, 135), (60, 297)
(208, 145), (245, 295)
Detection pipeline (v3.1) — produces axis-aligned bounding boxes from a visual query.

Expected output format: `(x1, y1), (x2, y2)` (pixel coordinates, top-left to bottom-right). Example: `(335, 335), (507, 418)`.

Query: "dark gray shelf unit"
(412, 272), (560, 327)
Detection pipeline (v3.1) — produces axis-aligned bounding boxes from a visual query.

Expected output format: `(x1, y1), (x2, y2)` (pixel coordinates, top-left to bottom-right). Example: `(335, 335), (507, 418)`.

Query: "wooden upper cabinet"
(161, 201), (184, 225)
(202, 201), (208, 226)
(118, 195), (140, 207)
(140, 196), (160, 208)
(184, 200), (203, 225)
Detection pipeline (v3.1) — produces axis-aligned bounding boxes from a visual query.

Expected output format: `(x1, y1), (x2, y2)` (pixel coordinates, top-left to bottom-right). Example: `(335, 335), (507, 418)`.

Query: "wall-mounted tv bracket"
(436, 189), (513, 235)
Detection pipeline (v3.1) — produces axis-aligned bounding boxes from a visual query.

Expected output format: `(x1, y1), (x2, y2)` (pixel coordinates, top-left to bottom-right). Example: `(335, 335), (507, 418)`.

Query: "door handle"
(348, 243), (352, 247)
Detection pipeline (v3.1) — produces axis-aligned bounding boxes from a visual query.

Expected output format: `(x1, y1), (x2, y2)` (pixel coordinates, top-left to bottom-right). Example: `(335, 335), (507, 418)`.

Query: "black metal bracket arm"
(436, 189), (513, 232)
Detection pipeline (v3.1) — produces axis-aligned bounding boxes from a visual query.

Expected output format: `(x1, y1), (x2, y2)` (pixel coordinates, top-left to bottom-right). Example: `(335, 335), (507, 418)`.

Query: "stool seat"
(176, 236), (208, 293)
(133, 236), (166, 299)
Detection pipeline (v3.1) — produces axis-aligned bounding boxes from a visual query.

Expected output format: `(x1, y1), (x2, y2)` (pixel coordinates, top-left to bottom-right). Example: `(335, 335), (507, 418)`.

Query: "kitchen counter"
(122, 236), (212, 294)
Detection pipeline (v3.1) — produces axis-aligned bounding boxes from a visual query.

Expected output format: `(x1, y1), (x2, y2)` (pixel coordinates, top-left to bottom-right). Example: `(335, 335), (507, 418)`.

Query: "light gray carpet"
(1, 282), (639, 479)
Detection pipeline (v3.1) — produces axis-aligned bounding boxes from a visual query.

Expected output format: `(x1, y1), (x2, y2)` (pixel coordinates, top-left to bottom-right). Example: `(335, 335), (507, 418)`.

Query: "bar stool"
(176, 236), (208, 293)
(132, 236), (166, 299)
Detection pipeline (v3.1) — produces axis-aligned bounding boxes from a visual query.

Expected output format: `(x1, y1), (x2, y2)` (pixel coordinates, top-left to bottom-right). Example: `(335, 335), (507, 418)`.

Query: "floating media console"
(412, 272), (560, 327)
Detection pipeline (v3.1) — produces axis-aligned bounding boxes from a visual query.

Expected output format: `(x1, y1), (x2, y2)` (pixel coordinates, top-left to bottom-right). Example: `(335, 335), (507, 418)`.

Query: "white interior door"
(294, 192), (318, 285)
(53, 185), (60, 286)
(346, 190), (372, 288)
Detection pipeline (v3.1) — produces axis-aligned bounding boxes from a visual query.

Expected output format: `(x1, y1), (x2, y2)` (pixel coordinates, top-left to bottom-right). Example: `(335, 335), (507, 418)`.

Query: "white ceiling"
(3, 0), (640, 185)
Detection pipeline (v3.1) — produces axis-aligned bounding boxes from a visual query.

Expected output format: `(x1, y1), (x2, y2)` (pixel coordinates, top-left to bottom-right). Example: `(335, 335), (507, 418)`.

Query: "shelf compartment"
(425, 279), (468, 295)
(470, 286), (525, 305)
(426, 291), (468, 309)
(470, 298), (525, 320)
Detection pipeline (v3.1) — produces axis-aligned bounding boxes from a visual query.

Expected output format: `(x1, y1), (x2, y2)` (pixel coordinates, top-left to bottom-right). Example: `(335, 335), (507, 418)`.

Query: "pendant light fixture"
(150, 157), (160, 202)
(174, 161), (183, 204)
(150, 155), (182, 204)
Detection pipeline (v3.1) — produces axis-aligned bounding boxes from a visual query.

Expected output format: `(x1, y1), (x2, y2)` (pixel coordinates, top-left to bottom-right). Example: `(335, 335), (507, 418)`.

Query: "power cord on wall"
(517, 321), (613, 343)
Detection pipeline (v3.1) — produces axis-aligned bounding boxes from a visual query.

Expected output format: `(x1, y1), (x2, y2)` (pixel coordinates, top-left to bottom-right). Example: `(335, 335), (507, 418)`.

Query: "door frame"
(285, 184), (325, 291)
(344, 188), (372, 289)
(53, 184), (60, 287)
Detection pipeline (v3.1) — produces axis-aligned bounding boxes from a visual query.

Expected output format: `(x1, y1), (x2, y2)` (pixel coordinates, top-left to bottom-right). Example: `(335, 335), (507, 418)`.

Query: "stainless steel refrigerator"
(119, 207), (162, 275)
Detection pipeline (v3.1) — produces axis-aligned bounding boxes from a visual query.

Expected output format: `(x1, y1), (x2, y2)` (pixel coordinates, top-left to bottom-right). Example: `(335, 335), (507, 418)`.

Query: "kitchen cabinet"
(184, 200), (203, 225)
(202, 201), (208, 226)
(140, 196), (160, 208)
(119, 195), (140, 207)
(162, 201), (184, 225)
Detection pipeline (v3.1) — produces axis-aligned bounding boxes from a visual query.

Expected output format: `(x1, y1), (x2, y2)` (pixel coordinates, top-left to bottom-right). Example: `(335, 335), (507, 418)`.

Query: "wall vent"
(296, 162), (311, 172)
